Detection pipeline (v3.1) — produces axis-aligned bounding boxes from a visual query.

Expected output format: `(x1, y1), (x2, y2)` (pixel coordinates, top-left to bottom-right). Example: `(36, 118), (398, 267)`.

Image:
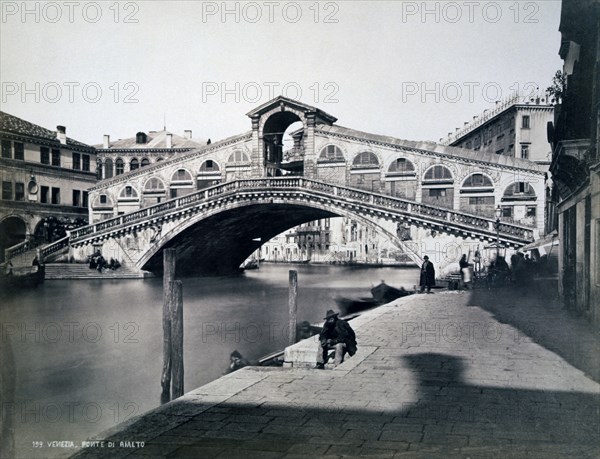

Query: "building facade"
(549, 0), (600, 326)
(0, 111), (97, 261)
(95, 130), (207, 180)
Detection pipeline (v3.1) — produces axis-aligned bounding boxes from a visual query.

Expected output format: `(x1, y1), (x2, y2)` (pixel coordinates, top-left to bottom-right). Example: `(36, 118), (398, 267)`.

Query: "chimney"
(166, 133), (173, 148)
(184, 130), (192, 139)
(56, 125), (67, 144)
(103, 135), (110, 149)
(464, 122), (468, 126)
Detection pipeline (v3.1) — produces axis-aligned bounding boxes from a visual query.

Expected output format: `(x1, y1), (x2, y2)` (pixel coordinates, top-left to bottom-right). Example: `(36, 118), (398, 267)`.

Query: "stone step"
(44, 263), (153, 280)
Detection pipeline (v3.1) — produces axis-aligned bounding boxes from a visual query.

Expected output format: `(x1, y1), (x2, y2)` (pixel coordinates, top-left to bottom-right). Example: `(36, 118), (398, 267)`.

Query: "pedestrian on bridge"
(419, 256), (435, 293)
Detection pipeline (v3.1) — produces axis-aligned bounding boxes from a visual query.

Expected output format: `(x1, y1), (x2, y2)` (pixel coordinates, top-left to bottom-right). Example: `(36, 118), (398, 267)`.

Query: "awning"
(520, 231), (559, 253)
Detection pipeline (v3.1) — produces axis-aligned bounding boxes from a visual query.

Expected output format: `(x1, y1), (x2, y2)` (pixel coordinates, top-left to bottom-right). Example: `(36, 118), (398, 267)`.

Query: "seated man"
(226, 350), (249, 374)
(315, 310), (357, 369)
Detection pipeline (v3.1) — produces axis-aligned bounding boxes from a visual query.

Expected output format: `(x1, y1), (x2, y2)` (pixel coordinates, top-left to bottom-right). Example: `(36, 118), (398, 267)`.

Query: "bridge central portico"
(52, 96), (546, 275)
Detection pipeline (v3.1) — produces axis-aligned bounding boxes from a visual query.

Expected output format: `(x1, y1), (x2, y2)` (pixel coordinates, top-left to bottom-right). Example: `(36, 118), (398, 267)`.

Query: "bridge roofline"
(245, 96), (338, 125)
(88, 130), (253, 192)
(317, 125), (546, 175)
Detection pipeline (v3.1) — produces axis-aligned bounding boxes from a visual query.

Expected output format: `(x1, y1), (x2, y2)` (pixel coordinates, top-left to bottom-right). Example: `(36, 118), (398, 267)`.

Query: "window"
(141, 158), (150, 167)
(14, 142), (24, 160)
(82, 154), (90, 171)
(172, 169), (192, 181)
(2, 181), (12, 200)
(72, 153), (81, 170)
(463, 173), (493, 188)
(130, 158), (139, 170)
(521, 144), (530, 159)
(144, 177), (165, 192)
(51, 187), (60, 204)
(73, 190), (81, 207)
(41, 147), (50, 164)
(14, 182), (24, 201)
(200, 159), (219, 172)
(388, 158), (415, 174)
(1, 140), (10, 158)
(352, 152), (379, 167)
(496, 149), (504, 155)
(502, 207), (513, 218)
(115, 158), (124, 175)
(497, 133), (504, 141)
(100, 195), (107, 204)
(526, 206), (536, 218)
(318, 145), (344, 161)
(83, 191), (89, 207)
(41, 186), (49, 203)
(522, 115), (530, 129)
(424, 165), (452, 181)
(120, 186), (138, 199)
(227, 151), (249, 162)
(51, 149), (60, 166)
(429, 189), (446, 198)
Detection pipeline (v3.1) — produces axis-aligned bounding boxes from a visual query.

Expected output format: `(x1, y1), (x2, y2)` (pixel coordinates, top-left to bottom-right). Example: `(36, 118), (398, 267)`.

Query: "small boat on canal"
(370, 281), (413, 304)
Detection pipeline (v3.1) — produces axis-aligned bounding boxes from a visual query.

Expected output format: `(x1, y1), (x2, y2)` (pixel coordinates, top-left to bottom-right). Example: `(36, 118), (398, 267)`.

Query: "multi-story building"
(442, 94), (554, 165)
(0, 111), (97, 261)
(549, 0), (599, 326)
(95, 130), (207, 180)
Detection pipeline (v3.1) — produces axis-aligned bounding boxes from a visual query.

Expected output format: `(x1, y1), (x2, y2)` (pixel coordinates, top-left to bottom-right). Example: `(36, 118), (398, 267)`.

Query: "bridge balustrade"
(40, 236), (70, 259)
(150, 201), (178, 215)
(304, 179), (336, 196)
(412, 203), (449, 219)
(337, 187), (372, 202)
(123, 209), (150, 224)
(372, 195), (409, 211)
(448, 213), (489, 229)
(96, 217), (123, 232)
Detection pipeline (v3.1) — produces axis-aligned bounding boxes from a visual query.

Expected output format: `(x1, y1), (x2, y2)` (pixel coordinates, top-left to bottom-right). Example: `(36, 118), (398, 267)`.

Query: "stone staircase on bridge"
(44, 263), (153, 280)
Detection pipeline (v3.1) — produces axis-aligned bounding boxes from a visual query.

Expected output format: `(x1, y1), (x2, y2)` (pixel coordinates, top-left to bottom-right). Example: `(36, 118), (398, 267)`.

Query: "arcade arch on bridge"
(350, 151), (381, 191)
(118, 185), (140, 214)
(226, 150), (251, 181)
(422, 165), (454, 209)
(316, 144), (346, 185)
(142, 177), (166, 207)
(459, 173), (495, 217)
(501, 181), (537, 227)
(169, 168), (194, 198)
(385, 157), (417, 199)
(92, 194), (115, 222)
(197, 159), (222, 190)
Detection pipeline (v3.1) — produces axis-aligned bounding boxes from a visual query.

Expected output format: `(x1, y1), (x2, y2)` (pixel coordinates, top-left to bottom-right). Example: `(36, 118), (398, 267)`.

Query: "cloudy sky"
(1, 1), (563, 146)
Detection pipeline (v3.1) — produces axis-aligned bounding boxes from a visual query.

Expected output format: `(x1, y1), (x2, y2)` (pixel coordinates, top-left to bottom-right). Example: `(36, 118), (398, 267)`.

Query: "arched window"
(92, 194), (114, 208)
(319, 145), (344, 161)
(141, 158), (150, 167)
(423, 165), (453, 182)
(353, 152), (379, 167)
(462, 173), (493, 188)
(387, 158), (415, 174)
(130, 158), (139, 171)
(144, 177), (165, 192)
(227, 151), (249, 162)
(115, 158), (124, 175)
(171, 169), (193, 182)
(119, 186), (139, 199)
(200, 160), (220, 172)
(503, 182), (536, 199)
(156, 157), (164, 162)
(104, 158), (113, 179)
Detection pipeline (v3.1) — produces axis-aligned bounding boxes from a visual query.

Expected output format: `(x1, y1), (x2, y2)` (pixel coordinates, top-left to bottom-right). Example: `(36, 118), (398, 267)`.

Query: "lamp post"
(494, 205), (502, 258)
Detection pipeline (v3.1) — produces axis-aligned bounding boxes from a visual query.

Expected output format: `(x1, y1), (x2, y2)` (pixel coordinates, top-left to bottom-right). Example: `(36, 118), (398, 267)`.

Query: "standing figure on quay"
(315, 310), (357, 369)
(419, 255), (436, 293)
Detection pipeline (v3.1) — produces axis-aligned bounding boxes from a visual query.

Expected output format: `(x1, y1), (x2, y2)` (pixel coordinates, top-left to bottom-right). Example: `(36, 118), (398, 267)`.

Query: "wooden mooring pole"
(170, 280), (184, 399)
(161, 249), (176, 404)
(288, 270), (298, 345)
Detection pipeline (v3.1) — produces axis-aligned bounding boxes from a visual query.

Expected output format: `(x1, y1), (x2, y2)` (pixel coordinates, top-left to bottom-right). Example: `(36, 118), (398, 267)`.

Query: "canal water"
(1, 263), (419, 458)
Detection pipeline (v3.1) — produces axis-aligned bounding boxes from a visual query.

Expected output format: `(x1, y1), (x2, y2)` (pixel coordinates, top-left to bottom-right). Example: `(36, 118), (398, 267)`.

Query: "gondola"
(370, 281), (412, 304)
(0, 265), (45, 290)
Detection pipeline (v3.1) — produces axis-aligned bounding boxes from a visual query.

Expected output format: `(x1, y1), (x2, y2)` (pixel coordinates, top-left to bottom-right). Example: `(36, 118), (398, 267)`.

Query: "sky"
(1, 1), (563, 146)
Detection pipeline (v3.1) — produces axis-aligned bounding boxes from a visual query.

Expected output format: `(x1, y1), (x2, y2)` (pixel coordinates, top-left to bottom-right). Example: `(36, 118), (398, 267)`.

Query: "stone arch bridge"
(42, 97), (545, 275)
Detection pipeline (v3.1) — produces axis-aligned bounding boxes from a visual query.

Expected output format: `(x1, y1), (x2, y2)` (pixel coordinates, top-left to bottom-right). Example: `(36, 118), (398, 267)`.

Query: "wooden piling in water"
(161, 249), (176, 403)
(170, 280), (184, 399)
(288, 270), (298, 345)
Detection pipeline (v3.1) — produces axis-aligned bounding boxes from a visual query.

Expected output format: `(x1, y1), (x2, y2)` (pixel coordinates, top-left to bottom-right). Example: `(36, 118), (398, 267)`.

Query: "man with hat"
(315, 309), (357, 369)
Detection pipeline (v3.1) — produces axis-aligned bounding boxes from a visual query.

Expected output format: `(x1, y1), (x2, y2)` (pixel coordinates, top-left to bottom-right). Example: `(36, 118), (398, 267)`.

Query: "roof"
(317, 124), (546, 173)
(0, 111), (93, 150)
(94, 130), (207, 150)
(246, 96), (338, 125)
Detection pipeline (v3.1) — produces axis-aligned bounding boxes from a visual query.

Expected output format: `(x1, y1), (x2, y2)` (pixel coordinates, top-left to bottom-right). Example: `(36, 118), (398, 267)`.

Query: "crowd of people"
(88, 250), (121, 273)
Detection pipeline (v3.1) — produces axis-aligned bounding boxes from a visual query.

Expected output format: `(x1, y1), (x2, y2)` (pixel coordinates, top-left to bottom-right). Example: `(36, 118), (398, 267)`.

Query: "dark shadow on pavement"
(466, 281), (600, 384)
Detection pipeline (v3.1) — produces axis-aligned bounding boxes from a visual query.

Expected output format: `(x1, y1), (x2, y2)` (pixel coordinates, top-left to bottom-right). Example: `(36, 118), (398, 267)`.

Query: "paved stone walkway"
(71, 288), (600, 459)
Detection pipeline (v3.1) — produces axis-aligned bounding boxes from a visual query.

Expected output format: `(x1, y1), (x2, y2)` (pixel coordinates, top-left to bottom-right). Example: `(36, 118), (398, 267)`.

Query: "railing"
(4, 238), (31, 261)
(71, 177), (535, 245)
(40, 236), (70, 259)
